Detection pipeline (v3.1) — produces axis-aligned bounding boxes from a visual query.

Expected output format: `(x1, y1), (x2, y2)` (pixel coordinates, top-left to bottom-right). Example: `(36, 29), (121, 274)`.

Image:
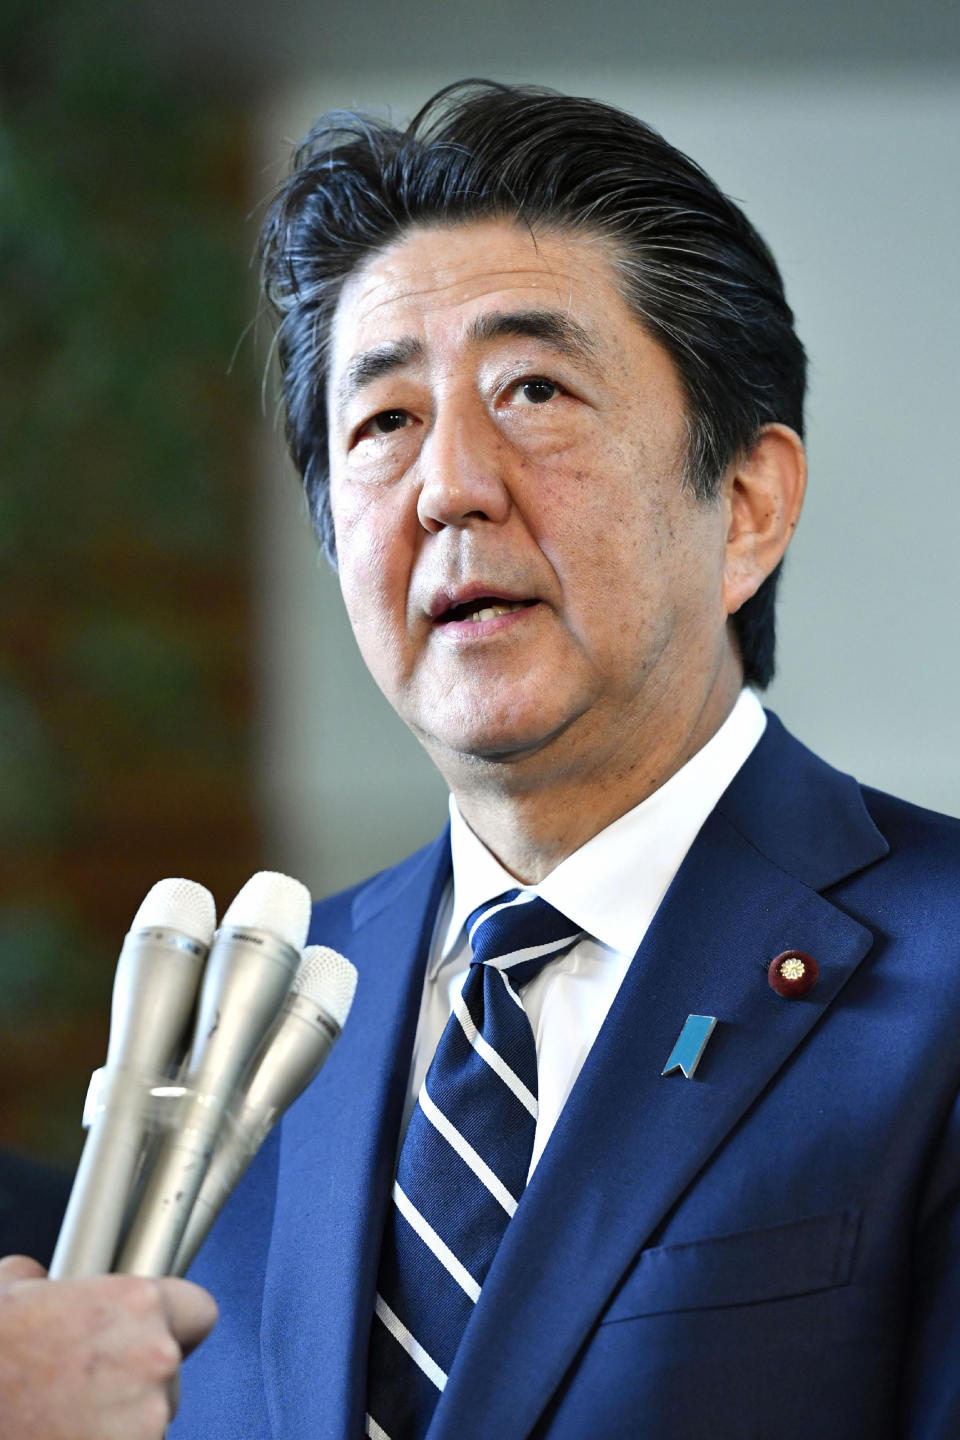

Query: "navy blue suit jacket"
(171, 715), (960, 1438)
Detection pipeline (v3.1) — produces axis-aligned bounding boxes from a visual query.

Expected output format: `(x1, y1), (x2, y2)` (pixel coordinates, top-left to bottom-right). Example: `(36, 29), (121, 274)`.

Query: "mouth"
(435, 596), (537, 625)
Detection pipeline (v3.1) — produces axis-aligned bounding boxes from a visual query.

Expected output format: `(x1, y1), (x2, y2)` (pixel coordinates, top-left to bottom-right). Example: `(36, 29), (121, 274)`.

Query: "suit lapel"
(429, 720), (888, 1440)
(260, 831), (451, 1440)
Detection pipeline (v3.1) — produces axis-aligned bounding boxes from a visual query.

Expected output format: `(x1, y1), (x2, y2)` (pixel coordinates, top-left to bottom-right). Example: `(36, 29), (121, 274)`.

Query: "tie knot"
(465, 889), (582, 988)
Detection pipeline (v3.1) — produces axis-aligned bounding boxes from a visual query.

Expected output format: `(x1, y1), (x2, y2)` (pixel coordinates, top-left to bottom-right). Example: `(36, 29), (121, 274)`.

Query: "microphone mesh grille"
(131, 878), (217, 945)
(221, 871), (311, 950)
(293, 946), (358, 1029)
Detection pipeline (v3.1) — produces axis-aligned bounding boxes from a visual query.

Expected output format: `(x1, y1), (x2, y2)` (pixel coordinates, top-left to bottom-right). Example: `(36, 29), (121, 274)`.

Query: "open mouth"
(437, 597), (536, 625)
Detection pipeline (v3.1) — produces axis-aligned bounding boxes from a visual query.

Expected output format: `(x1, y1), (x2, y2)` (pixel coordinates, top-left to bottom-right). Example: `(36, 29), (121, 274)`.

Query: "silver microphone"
(171, 944), (357, 1276)
(115, 871), (311, 1278)
(49, 879), (217, 1279)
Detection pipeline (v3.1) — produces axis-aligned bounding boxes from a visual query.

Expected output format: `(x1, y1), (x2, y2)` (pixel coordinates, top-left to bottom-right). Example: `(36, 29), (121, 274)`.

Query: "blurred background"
(1, 0), (957, 1196)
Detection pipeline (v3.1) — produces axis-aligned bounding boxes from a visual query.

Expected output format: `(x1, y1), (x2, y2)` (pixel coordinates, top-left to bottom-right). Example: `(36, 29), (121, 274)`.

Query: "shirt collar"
(437, 689), (766, 969)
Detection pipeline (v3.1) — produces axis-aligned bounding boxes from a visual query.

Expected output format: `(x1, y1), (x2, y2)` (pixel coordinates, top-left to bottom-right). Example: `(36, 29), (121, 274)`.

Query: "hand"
(0, 1254), (217, 1440)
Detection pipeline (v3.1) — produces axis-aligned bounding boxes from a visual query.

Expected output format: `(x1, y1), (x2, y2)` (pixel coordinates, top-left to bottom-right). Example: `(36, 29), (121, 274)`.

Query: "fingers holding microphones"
(155, 1276), (219, 1356)
(0, 1269), (216, 1440)
(0, 1253), (48, 1285)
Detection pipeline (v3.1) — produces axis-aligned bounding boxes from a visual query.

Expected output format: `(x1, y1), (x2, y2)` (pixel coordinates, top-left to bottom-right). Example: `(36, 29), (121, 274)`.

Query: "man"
(149, 80), (960, 1436)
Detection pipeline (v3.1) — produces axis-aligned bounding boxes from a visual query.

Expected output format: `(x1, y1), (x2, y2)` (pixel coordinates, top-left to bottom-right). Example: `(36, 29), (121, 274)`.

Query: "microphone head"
(130, 878), (217, 945)
(293, 946), (358, 1029)
(221, 871), (311, 951)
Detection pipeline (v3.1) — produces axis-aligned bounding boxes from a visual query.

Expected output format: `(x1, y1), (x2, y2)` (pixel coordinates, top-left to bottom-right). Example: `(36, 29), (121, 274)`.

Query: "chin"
(419, 710), (578, 771)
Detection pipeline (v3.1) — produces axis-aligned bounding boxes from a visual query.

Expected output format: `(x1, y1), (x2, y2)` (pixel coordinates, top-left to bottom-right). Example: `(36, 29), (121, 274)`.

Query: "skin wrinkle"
(338, 311), (604, 446)
(342, 222), (621, 348)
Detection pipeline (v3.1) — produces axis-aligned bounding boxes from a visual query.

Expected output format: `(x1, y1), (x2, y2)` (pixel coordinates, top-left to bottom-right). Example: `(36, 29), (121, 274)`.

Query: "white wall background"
(253, 67), (960, 897)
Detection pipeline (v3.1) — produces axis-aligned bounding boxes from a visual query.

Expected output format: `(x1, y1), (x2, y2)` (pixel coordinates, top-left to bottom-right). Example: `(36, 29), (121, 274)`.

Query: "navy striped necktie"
(366, 890), (582, 1440)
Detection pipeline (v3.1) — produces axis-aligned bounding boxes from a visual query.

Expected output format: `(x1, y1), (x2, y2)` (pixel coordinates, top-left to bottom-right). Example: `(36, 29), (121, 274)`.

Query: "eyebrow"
(334, 308), (600, 412)
(467, 308), (600, 363)
(335, 336), (424, 411)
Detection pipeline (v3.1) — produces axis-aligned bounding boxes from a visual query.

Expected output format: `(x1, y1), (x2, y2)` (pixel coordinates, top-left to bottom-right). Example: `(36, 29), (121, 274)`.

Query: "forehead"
(328, 219), (642, 372)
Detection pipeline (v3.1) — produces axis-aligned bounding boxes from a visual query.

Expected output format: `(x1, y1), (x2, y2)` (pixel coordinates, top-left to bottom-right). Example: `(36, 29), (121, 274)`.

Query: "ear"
(722, 423), (806, 616)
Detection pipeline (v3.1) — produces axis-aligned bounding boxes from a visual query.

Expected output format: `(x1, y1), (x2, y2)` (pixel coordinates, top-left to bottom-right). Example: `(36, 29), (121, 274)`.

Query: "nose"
(416, 400), (512, 534)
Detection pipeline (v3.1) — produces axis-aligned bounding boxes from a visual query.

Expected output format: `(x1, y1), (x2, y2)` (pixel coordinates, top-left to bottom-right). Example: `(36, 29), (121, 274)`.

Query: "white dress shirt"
(403, 689), (767, 1175)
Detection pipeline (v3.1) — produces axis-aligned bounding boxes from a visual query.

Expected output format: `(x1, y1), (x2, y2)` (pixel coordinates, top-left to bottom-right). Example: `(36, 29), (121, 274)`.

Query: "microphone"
(49, 878), (217, 1279)
(115, 871), (311, 1278)
(171, 944), (358, 1276)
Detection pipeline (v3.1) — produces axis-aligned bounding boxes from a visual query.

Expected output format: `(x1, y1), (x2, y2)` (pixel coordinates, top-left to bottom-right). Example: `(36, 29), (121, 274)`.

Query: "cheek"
(535, 447), (672, 601)
(549, 467), (722, 663)
(336, 550), (410, 701)
(332, 483), (412, 643)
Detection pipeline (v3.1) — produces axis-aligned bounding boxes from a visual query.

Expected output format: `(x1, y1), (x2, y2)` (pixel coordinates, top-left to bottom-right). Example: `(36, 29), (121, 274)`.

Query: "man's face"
(326, 219), (733, 787)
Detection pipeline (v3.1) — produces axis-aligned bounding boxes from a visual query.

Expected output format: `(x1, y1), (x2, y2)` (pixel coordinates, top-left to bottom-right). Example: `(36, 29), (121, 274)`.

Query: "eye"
(356, 409), (412, 440)
(513, 377), (561, 405)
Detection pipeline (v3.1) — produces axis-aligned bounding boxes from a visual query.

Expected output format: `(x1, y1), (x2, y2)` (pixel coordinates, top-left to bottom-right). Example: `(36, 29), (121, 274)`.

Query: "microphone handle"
(49, 928), (208, 1279)
(171, 995), (340, 1275)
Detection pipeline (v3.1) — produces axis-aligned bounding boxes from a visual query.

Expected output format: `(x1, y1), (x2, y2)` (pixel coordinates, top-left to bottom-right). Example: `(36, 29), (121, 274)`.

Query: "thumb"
(0, 1254), (48, 1286)
(156, 1278), (219, 1356)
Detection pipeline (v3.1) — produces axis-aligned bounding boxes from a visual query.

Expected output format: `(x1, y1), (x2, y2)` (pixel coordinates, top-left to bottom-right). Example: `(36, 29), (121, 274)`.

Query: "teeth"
(468, 602), (525, 623)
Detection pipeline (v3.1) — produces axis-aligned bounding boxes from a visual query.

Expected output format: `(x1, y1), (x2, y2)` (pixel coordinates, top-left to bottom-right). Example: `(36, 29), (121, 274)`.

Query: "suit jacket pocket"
(601, 1208), (862, 1322)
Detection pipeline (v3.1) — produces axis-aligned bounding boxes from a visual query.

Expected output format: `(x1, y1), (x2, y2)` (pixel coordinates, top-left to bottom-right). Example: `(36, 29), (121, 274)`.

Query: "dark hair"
(260, 80), (806, 688)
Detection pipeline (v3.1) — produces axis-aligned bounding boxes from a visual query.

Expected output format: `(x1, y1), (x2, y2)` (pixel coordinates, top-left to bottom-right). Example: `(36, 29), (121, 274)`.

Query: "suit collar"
(717, 710), (889, 890)
(351, 829), (452, 929)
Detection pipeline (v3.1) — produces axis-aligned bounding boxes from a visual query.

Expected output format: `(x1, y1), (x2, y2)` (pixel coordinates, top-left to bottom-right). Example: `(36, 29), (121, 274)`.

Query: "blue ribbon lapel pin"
(662, 1014), (718, 1078)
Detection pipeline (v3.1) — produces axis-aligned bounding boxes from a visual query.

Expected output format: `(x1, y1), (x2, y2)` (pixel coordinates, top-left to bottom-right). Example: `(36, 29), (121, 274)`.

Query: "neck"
(440, 669), (743, 885)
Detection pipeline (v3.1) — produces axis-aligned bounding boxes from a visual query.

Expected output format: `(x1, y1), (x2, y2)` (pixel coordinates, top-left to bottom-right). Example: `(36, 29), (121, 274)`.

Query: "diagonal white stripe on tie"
(393, 1182), (482, 1302)
(499, 967), (527, 1010)
(467, 891), (535, 944)
(375, 1293), (448, 1391)
(366, 1414), (392, 1440)
(419, 1085), (518, 1216)
(453, 990), (538, 1115)
(496, 934), (581, 970)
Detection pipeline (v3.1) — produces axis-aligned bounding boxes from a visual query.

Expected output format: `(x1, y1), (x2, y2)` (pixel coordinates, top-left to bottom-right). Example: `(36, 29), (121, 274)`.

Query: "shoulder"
(854, 784), (960, 915)
(786, 749), (960, 955)
(724, 710), (959, 918)
(861, 783), (960, 859)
